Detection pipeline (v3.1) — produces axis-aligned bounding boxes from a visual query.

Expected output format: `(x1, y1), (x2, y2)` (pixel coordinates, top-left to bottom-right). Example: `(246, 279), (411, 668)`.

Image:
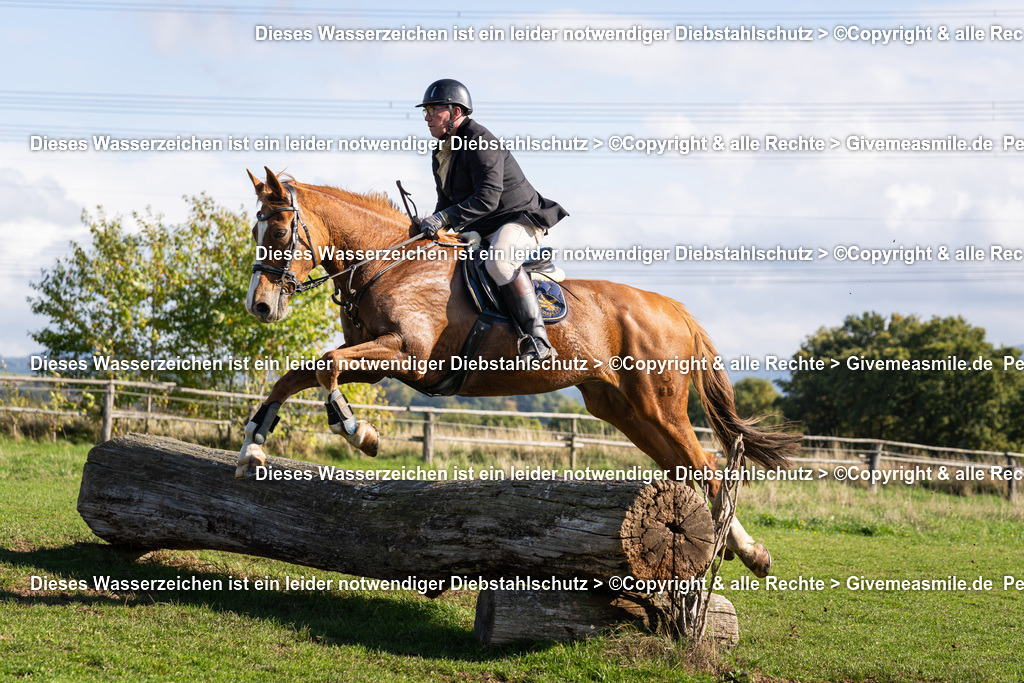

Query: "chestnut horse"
(239, 167), (799, 577)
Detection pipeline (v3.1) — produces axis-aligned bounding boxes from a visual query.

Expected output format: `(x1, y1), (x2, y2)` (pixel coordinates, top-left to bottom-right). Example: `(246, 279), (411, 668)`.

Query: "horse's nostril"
(254, 302), (271, 317)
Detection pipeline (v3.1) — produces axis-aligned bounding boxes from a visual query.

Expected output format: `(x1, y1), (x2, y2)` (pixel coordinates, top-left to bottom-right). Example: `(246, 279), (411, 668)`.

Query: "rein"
(333, 228), (466, 330)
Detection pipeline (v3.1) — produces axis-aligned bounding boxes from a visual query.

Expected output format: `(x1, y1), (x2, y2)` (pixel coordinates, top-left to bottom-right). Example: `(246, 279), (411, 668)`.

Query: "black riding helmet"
(416, 78), (473, 115)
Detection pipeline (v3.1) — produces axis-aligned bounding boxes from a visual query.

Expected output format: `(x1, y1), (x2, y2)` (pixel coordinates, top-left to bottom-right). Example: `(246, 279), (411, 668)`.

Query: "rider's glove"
(420, 211), (448, 239)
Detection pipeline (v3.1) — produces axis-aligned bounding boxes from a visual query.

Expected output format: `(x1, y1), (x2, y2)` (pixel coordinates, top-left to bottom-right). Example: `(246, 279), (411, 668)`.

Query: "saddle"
(414, 245), (569, 397)
(463, 246), (568, 324)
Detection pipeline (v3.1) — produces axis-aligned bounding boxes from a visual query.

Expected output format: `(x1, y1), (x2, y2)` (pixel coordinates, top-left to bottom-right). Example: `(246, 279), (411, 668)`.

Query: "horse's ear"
(264, 166), (286, 199)
(247, 169), (263, 194)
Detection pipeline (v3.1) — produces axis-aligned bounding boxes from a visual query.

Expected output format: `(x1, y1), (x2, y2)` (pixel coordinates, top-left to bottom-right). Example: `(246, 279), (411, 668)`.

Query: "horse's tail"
(687, 318), (801, 471)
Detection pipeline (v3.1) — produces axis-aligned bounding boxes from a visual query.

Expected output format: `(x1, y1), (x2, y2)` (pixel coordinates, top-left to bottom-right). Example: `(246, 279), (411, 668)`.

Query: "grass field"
(2, 434), (1023, 682)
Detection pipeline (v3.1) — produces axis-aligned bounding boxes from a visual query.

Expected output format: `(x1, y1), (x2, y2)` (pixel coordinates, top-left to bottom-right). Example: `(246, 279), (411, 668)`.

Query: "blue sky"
(3, 1), (1024, 366)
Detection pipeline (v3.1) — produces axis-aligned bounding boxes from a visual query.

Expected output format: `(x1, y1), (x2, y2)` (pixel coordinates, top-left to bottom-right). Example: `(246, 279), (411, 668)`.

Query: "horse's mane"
(300, 182), (404, 219)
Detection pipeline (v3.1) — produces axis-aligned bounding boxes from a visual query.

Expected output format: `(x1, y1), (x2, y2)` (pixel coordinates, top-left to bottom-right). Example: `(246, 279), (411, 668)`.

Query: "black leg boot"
(498, 269), (557, 363)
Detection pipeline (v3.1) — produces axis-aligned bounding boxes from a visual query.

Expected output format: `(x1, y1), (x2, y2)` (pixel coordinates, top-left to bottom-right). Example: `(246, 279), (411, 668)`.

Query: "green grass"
(2, 434), (1024, 682)
(724, 478), (1024, 681)
(717, 525), (1023, 682)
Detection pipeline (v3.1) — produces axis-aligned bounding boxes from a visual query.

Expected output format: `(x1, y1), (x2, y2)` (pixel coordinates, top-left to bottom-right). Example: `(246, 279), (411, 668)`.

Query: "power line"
(1, 180), (1021, 225)
(3, 91), (1024, 123)
(1, 1), (1022, 20)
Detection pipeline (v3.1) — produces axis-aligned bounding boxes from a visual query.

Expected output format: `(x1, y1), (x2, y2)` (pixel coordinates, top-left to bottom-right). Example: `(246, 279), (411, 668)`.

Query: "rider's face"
(423, 105), (455, 138)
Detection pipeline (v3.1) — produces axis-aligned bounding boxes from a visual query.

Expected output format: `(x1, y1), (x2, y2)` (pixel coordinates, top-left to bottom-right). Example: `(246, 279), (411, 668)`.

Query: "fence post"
(1007, 454), (1017, 502)
(102, 381), (116, 442)
(869, 443), (882, 491)
(569, 417), (579, 469)
(226, 397), (233, 445)
(422, 410), (435, 463)
(216, 398), (223, 444)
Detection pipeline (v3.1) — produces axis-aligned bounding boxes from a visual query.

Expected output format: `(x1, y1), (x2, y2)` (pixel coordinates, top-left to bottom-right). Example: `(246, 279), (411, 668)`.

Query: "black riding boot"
(499, 269), (557, 363)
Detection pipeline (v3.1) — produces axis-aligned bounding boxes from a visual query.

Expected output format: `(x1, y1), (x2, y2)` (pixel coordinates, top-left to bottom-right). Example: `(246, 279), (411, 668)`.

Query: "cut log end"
(621, 480), (716, 580)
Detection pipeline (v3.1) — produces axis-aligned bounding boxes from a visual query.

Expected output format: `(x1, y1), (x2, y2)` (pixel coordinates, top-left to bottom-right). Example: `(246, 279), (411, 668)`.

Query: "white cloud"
(0, 167), (81, 226)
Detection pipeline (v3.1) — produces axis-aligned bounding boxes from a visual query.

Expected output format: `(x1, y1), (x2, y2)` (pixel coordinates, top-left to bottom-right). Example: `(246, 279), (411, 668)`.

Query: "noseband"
(252, 184), (331, 294)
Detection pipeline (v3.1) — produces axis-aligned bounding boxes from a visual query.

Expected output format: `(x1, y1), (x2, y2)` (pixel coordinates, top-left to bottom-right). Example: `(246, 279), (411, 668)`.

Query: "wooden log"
(78, 434), (714, 583)
(475, 589), (739, 646)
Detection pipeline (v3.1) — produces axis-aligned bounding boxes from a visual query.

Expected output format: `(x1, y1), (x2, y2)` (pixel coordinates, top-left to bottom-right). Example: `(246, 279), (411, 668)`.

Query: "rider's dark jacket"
(432, 118), (567, 237)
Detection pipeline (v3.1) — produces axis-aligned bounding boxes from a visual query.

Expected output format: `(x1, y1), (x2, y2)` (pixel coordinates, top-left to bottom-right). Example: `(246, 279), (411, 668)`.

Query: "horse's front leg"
(316, 335), (413, 458)
(235, 369), (319, 478)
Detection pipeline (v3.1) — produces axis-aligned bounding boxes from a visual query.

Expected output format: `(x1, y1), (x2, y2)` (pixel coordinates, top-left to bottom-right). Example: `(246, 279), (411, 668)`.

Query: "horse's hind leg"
(578, 381), (778, 574)
(579, 381), (721, 531)
(610, 375), (774, 577)
(722, 517), (771, 577)
(577, 382), (688, 473)
(659, 415), (774, 577)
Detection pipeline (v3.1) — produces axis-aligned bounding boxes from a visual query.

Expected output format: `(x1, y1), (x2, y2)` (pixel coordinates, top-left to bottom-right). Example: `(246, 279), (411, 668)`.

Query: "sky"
(3, 1), (1024, 372)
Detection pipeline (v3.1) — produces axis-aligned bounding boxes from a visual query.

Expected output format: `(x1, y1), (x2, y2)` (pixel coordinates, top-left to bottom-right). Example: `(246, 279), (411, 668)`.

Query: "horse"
(238, 166), (801, 578)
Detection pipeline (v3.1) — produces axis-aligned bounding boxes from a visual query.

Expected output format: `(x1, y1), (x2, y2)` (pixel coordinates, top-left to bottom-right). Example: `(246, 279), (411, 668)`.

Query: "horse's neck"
(331, 211), (406, 254)
(308, 192), (409, 268)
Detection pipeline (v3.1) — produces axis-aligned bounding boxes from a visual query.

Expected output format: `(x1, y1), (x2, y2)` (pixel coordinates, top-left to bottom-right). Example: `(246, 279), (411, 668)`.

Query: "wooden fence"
(1, 374), (1021, 499)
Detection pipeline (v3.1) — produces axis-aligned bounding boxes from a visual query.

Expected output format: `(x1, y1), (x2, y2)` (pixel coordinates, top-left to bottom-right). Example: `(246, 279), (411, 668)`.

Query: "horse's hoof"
(355, 421), (379, 458)
(340, 420), (379, 457)
(723, 548), (735, 561)
(741, 543), (772, 578)
(235, 443), (266, 478)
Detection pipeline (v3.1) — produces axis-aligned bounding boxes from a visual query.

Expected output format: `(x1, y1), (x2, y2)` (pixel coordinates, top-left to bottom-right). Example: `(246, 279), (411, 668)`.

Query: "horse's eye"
(273, 229), (288, 239)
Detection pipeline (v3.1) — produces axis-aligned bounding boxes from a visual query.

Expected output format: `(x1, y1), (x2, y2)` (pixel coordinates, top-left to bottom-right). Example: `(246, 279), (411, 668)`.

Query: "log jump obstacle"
(77, 434), (738, 645)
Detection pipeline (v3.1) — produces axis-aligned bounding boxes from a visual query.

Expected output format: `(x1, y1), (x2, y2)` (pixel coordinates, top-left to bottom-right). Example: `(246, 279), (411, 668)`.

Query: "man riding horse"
(416, 78), (568, 363)
(237, 83), (801, 577)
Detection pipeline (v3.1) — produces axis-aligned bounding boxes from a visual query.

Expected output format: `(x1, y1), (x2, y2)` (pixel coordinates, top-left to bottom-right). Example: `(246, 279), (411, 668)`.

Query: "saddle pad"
(462, 255), (567, 324)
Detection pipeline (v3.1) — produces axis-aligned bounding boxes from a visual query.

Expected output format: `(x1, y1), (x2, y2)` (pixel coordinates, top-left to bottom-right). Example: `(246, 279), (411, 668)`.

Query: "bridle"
(251, 183), (331, 294)
(251, 181), (465, 329)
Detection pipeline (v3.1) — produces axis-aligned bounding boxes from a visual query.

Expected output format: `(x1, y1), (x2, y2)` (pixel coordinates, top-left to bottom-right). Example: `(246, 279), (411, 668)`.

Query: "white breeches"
(484, 222), (544, 286)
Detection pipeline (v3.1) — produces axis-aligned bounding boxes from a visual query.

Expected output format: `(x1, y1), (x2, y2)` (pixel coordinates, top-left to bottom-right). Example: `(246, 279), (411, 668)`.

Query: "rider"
(416, 78), (568, 363)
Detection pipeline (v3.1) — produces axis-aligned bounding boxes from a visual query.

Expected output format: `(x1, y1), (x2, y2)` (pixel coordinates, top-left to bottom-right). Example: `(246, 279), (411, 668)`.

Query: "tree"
(29, 208), (162, 369)
(779, 312), (1024, 450)
(733, 377), (784, 426)
(687, 384), (708, 430)
(28, 195), (381, 404)
(687, 377), (787, 433)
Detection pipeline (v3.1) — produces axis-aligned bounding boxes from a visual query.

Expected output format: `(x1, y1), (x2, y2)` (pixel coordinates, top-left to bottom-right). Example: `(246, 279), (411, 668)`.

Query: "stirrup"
(517, 334), (557, 363)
